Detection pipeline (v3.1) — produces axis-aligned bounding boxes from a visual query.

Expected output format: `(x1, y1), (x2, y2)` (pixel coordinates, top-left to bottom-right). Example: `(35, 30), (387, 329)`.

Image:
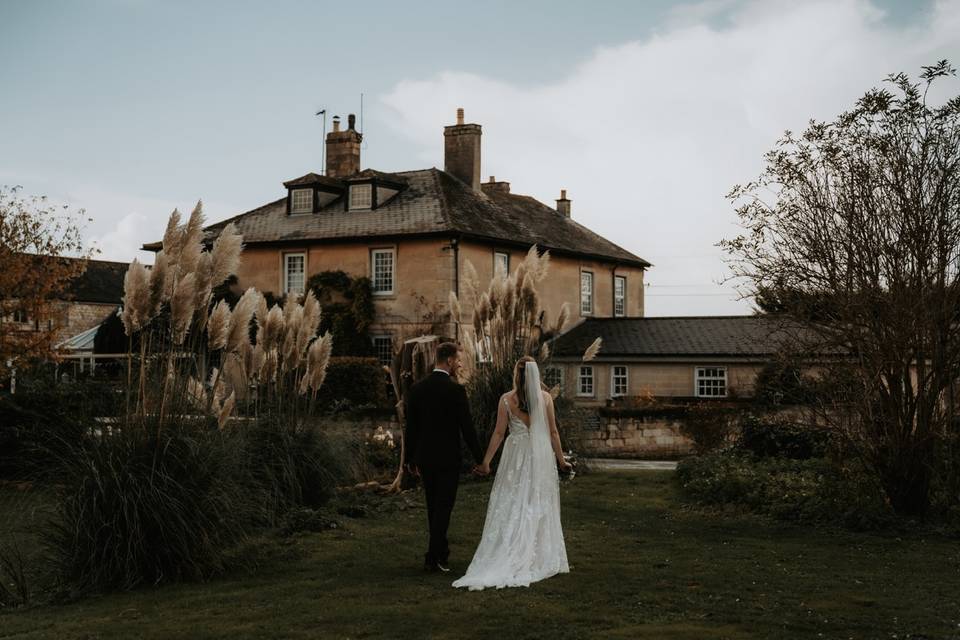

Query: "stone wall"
(579, 411), (693, 459)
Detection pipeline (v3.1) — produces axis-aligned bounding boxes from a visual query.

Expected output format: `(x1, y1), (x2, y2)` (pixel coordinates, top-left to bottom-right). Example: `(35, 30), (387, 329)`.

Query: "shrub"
(241, 418), (345, 518)
(0, 376), (119, 480)
(678, 402), (739, 454)
(46, 424), (254, 591)
(753, 357), (816, 406)
(676, 451), (894, 530)
(736, 414), (830, 460)
(315, 357), (387, 410)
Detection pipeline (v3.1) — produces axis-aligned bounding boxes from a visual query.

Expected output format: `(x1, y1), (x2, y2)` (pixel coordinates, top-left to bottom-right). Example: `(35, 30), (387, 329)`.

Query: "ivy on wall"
(306, 271), (376, 357)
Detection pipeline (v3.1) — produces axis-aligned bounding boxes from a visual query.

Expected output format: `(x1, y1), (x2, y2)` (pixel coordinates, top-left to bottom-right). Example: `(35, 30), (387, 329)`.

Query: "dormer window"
(290, 189), (313, 214)
(350, 184), (372, 210)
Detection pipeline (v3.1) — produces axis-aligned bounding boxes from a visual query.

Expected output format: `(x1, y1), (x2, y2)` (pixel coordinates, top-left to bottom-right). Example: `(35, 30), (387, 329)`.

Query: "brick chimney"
(444, 108), (482, 191)
(556, 189), (571, 217)
(326, 113), (362, 177)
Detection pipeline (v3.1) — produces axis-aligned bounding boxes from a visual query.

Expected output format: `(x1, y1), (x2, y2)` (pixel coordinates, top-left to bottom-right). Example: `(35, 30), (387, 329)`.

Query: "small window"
(12, 309), (28, 324)
(371, 248), (395, 295)
(611, 365), (628, 397)
(578, 366), (594, 396)
(291, 189), (313, 214)
(372, 336), (393, 366)
(695, 366), (727, 398)
(284, 253), (306, 295)
(580, 271), (594, 315)
(543, 366), (564, 394)
(494, 251), (510, 278)
(614, 275), (626, 317)
(350, 184), (372, 210)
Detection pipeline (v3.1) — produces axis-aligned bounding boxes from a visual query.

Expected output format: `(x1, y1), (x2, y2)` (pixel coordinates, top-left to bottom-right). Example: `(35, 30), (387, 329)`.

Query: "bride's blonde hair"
(512, 356), (537, 413)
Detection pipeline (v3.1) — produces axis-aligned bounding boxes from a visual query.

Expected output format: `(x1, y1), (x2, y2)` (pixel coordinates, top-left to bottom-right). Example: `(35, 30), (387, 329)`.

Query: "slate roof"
(145, 168), (649, 268)
(67, 259), (128, 304)
(550, 316), (802, 359)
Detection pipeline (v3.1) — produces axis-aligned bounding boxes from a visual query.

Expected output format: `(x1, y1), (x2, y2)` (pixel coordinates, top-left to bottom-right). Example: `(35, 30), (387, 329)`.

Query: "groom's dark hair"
(436, 342), (460, 363)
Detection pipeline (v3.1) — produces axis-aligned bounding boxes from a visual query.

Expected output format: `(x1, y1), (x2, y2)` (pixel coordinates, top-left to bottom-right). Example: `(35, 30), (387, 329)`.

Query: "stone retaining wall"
(579, 413), (693, 459)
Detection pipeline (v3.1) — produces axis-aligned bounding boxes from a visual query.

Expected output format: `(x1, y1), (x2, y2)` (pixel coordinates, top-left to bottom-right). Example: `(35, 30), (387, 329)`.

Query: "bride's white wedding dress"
(452, 362), (569, 591)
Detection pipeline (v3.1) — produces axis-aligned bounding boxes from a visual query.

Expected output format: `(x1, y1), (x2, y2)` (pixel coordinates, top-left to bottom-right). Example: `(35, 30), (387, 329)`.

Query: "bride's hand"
(478, 462), (491, 476)
(558, 458), (573, 473)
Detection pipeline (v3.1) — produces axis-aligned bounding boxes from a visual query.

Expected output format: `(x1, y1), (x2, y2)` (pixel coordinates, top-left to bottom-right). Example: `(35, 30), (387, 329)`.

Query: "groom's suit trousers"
(420, 465), (459, 564)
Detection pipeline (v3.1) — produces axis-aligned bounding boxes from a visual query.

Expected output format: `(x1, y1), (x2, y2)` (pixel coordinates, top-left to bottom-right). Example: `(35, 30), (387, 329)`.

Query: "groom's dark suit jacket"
(404, 371), (483, 470)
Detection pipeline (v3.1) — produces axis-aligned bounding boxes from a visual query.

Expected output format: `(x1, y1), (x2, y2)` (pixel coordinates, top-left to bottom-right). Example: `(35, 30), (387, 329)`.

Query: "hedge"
(315, 357), (388, 410)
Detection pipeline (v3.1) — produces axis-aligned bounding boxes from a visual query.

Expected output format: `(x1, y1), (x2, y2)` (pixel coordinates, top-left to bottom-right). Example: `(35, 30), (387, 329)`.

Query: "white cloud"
(380, 0), (960, 316)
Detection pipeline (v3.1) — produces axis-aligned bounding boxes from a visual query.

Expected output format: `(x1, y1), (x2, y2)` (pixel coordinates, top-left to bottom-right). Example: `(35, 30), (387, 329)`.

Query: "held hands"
(472, 462), (491, 477)
(557, 457), (573, 473)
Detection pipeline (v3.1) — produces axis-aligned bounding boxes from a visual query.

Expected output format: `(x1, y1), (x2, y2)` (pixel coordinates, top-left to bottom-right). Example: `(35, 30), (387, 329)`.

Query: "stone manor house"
(139, 108), (784, 408)
(146, 109), (650, 371)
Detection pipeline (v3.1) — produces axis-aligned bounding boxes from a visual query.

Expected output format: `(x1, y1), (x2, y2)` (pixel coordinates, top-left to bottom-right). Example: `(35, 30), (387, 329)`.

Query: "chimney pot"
(489, 176), (495, 182)
(347, 114), (356, 130)
(332, 116), (341, 132)
(457, 108), (465, 125)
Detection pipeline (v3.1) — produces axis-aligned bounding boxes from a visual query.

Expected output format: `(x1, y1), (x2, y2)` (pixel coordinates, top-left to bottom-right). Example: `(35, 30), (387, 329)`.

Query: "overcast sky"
(2, 0), (958, 316)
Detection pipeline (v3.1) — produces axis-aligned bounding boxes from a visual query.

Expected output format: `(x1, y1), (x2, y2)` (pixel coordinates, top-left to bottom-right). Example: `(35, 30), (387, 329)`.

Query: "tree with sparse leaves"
(721, 62), (960, 516)
(0, 186), (94, 378)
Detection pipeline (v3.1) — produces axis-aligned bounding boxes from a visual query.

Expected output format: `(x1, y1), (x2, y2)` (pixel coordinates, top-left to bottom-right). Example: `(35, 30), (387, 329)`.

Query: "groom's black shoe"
(424, 559), (451, 573)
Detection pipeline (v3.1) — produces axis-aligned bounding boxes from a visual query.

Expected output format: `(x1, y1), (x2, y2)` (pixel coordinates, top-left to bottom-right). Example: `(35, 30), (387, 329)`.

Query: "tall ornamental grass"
(47, 204), (335, 591)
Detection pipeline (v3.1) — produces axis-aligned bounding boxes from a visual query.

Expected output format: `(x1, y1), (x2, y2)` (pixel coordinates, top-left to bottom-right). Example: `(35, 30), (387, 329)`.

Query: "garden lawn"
(2, 472), (959, 639)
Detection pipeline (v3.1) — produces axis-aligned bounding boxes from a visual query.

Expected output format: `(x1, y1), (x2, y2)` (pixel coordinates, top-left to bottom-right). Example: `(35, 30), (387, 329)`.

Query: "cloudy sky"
(2, 0), (958, 315)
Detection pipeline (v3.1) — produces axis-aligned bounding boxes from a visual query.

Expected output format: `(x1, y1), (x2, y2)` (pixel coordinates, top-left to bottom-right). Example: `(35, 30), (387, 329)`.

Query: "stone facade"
(235, 238), (646, 344)
(554, 360), (764, 405)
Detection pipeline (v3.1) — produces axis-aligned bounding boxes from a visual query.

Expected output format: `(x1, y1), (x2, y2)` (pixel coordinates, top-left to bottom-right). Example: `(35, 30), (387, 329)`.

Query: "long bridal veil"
(452, 361), (569, 590)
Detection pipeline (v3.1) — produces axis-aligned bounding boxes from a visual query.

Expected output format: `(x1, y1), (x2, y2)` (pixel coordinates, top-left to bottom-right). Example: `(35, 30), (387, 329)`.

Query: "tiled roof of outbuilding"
(67, 259), (128, 304)
(145, 168), (649, 267)
(550, 316), (801, 359)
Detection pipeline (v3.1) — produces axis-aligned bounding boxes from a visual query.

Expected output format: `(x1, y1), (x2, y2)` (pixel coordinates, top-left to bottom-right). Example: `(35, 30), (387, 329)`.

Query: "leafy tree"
(0, 187), (93, 378)
(721, 62), (960, 516)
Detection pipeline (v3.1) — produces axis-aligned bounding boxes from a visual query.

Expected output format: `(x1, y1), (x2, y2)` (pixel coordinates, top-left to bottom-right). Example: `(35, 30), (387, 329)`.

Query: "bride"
(452, 356), (573, 591)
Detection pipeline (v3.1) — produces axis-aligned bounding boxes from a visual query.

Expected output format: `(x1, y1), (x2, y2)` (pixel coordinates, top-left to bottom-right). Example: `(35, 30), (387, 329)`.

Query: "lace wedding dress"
(452, 362), (569, 590)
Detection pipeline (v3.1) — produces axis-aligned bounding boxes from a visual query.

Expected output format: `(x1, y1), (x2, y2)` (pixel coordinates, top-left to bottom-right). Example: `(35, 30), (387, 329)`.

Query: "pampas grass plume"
(178, 201), (204, 276)
(226, 288), (259, 352)
(582, 337), (602, 362)
(170, 272), (197, 344)
(121, 259), (151, 335)
(210, 222), (242, 286)
(207, 299), (231, 350)
(162, 209), (183, 260)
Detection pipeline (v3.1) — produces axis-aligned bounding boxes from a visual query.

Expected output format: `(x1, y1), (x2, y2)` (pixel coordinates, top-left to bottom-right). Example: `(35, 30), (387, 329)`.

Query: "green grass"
(2, 472), (959, 639)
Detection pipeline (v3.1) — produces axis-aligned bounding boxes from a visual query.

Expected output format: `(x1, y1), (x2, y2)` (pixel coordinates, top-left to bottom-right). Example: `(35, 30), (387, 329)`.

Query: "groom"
(403, 342), (485, 573)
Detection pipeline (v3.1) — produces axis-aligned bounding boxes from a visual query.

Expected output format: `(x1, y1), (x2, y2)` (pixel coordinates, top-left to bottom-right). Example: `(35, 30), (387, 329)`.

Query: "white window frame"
(290, 188), (313, 214)
(578, 365), (595, 397)
(695, 366), (728, 398)
(614, 275), (626, 317)
(283, 252), (306, 295)
(494, 251), (510, 278)
(350, 184), (372, 210)
(611, 365), (628, 397)
(475, 335), (493, 364)
(371, 248), (395, 295)
(543, 365), (565, 394)
(580, 271), (594, 315)
(372, 335), (393, 366)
